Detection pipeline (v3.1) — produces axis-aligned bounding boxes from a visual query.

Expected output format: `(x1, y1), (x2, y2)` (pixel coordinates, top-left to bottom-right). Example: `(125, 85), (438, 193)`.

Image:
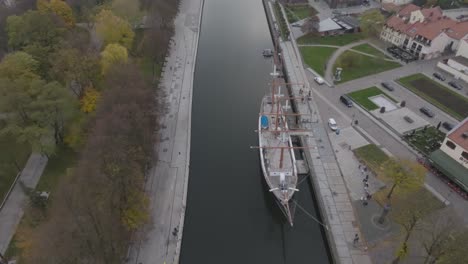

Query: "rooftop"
(451, 56), (468, 67)
(447, 117), (468, 151)
(430, 149), (468, 192)
(384, 5), (468, 41)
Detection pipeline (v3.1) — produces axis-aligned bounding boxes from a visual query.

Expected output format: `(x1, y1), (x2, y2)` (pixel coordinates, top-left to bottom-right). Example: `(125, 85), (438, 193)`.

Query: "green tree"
(37, 0), (75, 27)
(0, 77), (78, 155)
(111, 0), (143, 24)
(437, 230), (468, 264)
(359, 9), (385, 38)
(49, 48), (100, 97)
(6, 10), (65, 50)
(100, 43), (128, 75)
(382, 159), (425, 199)
(95, 9), (135, 49)
(0, 51), (39, 80)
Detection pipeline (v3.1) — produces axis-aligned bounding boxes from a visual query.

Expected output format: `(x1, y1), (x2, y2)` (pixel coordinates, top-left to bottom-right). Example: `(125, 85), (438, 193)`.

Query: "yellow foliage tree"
(382, 159), (426, 199)
(95, 9), (135, 50)
(80, 87), (100, 113)
(100, 43), (128, 75)
(37, 0), (75, 27)
(122, 189), (150, 230)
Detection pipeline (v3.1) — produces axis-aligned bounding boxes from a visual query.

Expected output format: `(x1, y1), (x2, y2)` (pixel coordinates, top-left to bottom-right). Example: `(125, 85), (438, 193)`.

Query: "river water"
(180, 0), (331, 263)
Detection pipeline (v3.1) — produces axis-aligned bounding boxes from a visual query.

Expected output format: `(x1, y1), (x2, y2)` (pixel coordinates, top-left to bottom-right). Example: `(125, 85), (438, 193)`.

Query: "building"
(429, 118), (468, 192)
(315, 16), (360, 36)
(437, 38), (468, 82)
(380, 4), (468, 60)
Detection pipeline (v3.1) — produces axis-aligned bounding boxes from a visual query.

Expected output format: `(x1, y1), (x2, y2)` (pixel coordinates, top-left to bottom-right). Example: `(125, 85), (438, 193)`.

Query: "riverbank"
(262, 1), (372, 263)
(125, 0), (203, 263)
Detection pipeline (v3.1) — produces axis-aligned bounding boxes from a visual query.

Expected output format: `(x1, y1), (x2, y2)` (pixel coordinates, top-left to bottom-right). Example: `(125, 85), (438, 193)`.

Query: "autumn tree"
(0, 51), (39, 80)
(24, 64), (158, 263)
(391, 189), (442, 264)
(37, 0), (75, 27)
(49, 48), (100, 97)
(95, 9), (135, 49)
(382, 159), (425, 199)
(111, 0), (143, 24)
(100, 43), (128, 75)
(359, 9), (385, 38)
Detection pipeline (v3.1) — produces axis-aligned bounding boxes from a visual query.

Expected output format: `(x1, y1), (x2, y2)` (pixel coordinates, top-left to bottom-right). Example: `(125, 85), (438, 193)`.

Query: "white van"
(328, 118), (338, 131)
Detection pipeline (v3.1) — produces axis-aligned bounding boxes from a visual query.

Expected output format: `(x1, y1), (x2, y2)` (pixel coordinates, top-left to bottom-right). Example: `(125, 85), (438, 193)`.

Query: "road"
(305, 65), (468, 225)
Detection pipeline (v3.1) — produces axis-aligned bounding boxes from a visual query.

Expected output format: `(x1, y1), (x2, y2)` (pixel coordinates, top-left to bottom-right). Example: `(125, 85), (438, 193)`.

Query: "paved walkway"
(125, 0), (202, 263)
(277, 4), (372, 263)
(0, 154), (48, 254)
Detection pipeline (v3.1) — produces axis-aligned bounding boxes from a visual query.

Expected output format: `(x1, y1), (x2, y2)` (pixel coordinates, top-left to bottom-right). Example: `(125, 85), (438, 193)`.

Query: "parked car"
(448, 81), (463, 90)
(340, 95), (353, 107)
(456, 14), (468, 20)
(328, 118), (338, 131)
(442, 121), (454, 131)
(381, 82), (395, 91)
(420, 107), (435, 118)
(433, 72), (446, 81)
(314, 76), (325, 85)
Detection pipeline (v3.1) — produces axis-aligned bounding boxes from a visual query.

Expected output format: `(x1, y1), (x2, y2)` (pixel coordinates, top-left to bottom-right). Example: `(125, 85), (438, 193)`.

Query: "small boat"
(262, 49), (273, 57)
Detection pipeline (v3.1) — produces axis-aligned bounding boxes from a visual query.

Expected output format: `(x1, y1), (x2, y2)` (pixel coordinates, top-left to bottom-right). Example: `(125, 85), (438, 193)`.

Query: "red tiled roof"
(398, 4), (420, 17)
(420, 7), (443, 20)
(385, 6), (468, 40)
(448, 118), (468, 151)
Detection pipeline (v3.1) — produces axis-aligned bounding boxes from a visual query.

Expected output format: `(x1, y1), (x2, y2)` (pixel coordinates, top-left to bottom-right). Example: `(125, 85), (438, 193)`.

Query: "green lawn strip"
(0, 134), (30, 202)
(350, 43), (389, 58)
(297, 32), (364, 46)
(334, 51), (400, 83)
(397, 74), (467, 120)
(348, 86), (398, 111)
(285, 5), (316, 23)
(299, 46), (337, 76)
(403, 126), (445, 156)
(274, 2), (290, 40)
(354, 144), (390, 174)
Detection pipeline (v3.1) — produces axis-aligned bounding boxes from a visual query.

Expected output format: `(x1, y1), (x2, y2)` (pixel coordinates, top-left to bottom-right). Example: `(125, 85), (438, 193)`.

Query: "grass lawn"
(354, 144), (390, 175)
(285, 5), (316, 23)
(348, 86), (398, 111)
(350, 43), (389, 58)
(0, 135), (30, 203)
(300, 46), (337, 76)
(397, 73), (468, 120)
(36, 146), (77, 192)
(297, 32), (364, 46)
(403, 126), (445, 156)
(334, 51), (401, 83)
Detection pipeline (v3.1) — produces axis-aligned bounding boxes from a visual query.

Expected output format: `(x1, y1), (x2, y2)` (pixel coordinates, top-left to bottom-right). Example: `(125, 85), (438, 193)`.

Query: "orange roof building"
(380, 4), (468, 59)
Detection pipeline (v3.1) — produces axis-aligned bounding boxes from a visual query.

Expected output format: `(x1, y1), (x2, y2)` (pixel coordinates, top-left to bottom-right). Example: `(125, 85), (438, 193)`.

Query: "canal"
(180, 0), (331, 263)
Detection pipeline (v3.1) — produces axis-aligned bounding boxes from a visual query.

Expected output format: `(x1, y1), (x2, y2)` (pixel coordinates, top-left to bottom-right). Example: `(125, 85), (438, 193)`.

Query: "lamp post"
(378, 203), (391, 224)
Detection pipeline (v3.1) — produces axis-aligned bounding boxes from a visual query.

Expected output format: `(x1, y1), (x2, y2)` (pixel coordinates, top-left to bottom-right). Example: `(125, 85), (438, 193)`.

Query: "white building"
(380, 4), (468, 60)
(437, 38), (468, 82)
(430, 118), (468, 192)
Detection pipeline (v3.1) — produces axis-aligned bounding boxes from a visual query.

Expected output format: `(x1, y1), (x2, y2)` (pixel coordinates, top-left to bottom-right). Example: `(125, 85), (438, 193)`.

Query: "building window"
(462, 151), (468, 160)
(445, 140), (456, 149)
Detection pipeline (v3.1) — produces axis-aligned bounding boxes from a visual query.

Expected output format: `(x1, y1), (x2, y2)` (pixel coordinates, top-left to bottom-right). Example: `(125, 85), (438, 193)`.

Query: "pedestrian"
(364, 166), (367, 172)
(366, 193), (372, 200)
(365, 174), (369, 181)
(363, 178), (368, 183)
(308, 90), (311, 97)
(358, 164), (361, 170)
(364, 182), (369, 188)
(353, 234), (359, 245)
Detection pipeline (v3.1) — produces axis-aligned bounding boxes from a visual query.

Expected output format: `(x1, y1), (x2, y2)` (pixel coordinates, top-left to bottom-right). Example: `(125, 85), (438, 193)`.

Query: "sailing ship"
(257, 66), (299, 226)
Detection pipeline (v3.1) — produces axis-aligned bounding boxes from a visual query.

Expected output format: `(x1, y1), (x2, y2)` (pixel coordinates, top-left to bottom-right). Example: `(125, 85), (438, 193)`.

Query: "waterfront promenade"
(126, 0), (202, 263)
(264, 2), (373, 263)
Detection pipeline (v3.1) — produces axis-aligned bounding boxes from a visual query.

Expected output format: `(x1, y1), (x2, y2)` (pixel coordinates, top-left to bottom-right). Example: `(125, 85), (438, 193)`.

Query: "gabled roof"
(420, 7), (443, 20)
(398, 4), (420, 17)
(448, 117), (468, 151)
